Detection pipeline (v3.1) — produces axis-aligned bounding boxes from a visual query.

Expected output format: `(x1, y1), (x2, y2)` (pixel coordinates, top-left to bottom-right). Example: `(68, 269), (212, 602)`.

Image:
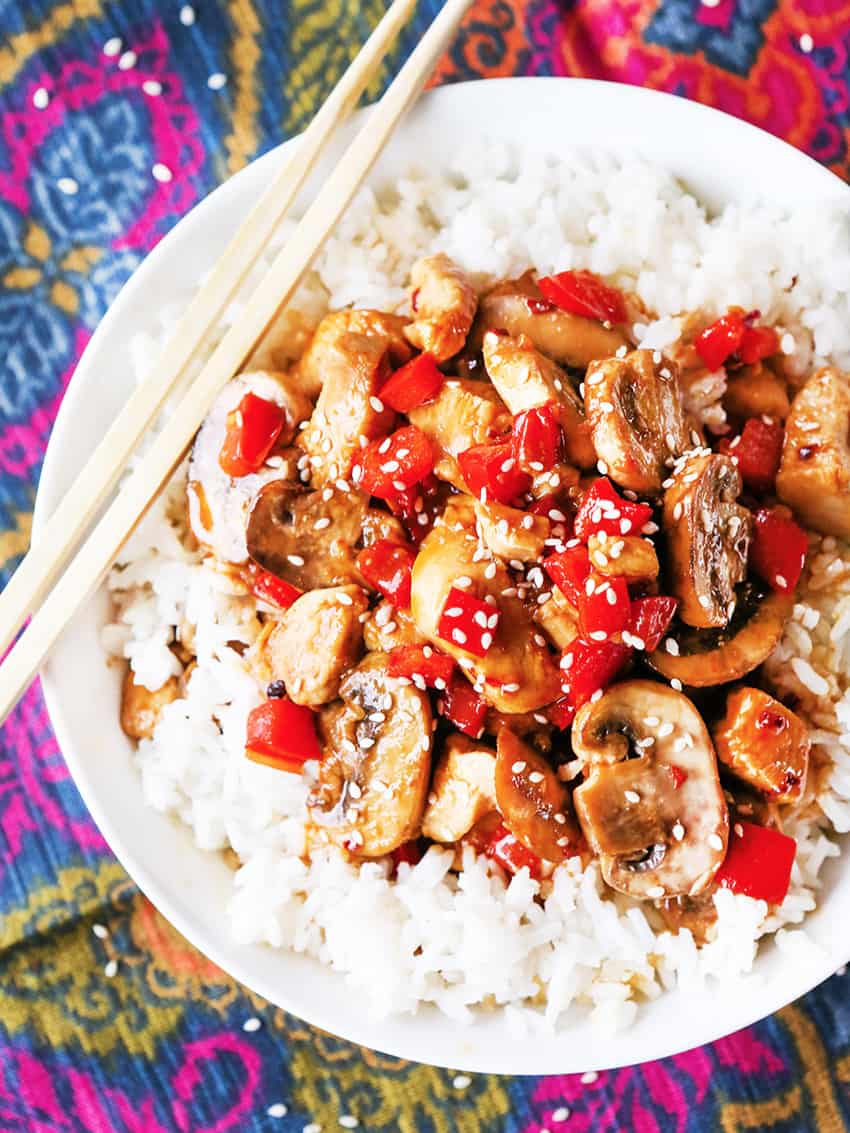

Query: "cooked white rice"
(105, 145), (850, 1033)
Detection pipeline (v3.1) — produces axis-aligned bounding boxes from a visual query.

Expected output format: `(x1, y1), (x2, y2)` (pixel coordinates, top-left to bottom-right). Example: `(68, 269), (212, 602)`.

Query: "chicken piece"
(120, 669), (180, 741)
(573, 681), (729, 900)
(291, 308), (412, 399)
(187, 371), (311, 563)
(361, 507), (407, 546)
(267, 585), (369, 706)
(408, 378), (510, 488)
(662, 453), (751, 629)
(467, 271), (629, 369)
(533, 586), (580, 651)
(723, 365), (791, 422)
(301, 332), (395, 485)
(421, 734), (497, 843)
(410, 499), (562, 713)
(584, 349), (690, 494)
(481, 332), (596, 467)
(474, 499), (549, 563)
(404, 253), (478, 362)
(588, 533), (659, 583)
(494, 729), (581, 861)
(776, 366), (850, 539)
(362, 602), (426, 652)
(243, 307), (319, 378)
(712, 687), (810, 804)
(529, 462), (582, 502)
(308, 654), (432, 857)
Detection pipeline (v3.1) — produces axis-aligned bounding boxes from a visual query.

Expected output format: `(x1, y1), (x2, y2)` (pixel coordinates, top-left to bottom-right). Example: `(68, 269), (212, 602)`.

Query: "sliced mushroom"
(584, 350), (690, 494)
(467, 271), (629, 369)
(120, 669), (180, 741)
(648, 584), (794, 687)
(291, 308), (412, 399)
(662, 453), (751, 629)
(474, 499), (549, 563)
(308, 654), (432, 857)
(245, 480), (367, 590)
(588, 533), (659, 583)
(421, 734), (498, 843)
(410, 499), (562, 712)
(481, 332), (596, 467)
(408, 378), (509, 489)
(495, 729), (581, 861)
(712, 686), (810, 804)
(267, 585), (369, 706)
(404, 253), (478, 361)
(573, 680), (729, 900)
(777, 366), (850, 539)
(362, 602), (426, 653)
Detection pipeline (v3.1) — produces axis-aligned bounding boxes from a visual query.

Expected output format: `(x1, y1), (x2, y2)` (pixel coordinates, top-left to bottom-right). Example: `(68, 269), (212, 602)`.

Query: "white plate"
(34, 78), (850, 1074)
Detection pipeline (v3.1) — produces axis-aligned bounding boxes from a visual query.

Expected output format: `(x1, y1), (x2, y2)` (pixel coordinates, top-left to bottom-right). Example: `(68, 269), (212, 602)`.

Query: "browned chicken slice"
(421, 734), (497, 843)
(467, 271), (629, 369)
(723, 365), (791, 422)
(301, 332), (395, 485)
(573, 681), (729, 901)
(120, 669), (180, 741)
(404, 253), (478, 361)
(409, 499), (562, 713)
(243, 307), (319, 377)
(712, 687), (810, 803)
(408, 379), (510, 488)
(481, 331), (596, 467)
(533, 586), (580, 651)
(777, 366), (850, 539)
(308, 654), (432, 857)
(662, 453), (751, 629)
(588, 533), (659, 583)
(584, 349), (690, 494)
(362, 602), (426, 652)
(291, 308), (412, 399)
(361, 508), (408, 546)
(474, 499), (549, 563)
(267, 585), (369, 706)
(494, 730), (582, 861)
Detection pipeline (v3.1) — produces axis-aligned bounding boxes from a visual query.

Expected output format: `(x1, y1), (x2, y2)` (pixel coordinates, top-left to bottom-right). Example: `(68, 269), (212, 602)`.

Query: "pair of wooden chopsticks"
(0, 0), (471, 724)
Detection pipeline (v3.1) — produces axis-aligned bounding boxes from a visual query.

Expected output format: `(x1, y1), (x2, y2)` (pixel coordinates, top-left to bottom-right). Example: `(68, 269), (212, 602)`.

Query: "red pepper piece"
(380, 353), (444, 412)
(694, 312), (746, 371)
(387, 643), (455, 689)
(219, 393), (286, 478)
(457, 440), (532, 505)
(719, 418), (784, 494)
(528, 493), (572, 529)
(544, 544), (591, 607)
(669, 765), (688, 790)
(353, 425), (434, 501)
(750, 507), (808, 593)
(537, 269), (627, 325)
(512, 402), (562, 473)
(738, 324), (780, 365)
(484, 821), (542, 879)
(387, 472), (443, 545)
(436, 586), (500, 658)
(577, 574), (631, 640)
(573, 478), (653, 541)
(391, 839), (424, 873)
(715, 820), (796, 905)
(356, 539), (416, 608)
(547, 696), (576, 730)
(628, 596), (678, 652)
(559, 639), (632, 712)
(251, 568), (302, 611)
(245, 699), (321, 772)
(440, 674), (488, 739)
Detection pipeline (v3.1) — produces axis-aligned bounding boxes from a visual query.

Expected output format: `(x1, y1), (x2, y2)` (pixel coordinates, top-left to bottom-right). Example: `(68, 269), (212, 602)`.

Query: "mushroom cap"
(494, 729), (581, 862)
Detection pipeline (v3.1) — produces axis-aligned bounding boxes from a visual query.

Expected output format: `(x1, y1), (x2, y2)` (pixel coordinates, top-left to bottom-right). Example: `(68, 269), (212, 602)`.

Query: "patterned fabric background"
(1, 0), (849, 1129)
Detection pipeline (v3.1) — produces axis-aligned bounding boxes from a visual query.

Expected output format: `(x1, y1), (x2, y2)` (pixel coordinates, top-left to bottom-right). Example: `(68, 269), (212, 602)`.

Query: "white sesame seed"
(92, 923), (108, 939)
(267, 1104), (288, 1118)
(589, 630), (608, 642)
(118, 50), (137, 70)
(453, 1075), (471, 1089)
(287, 554), (305, 566)
(647, 885), (665, 899)
(152, 162), (173, 183)
(581, 1071), (599, 1084)
(452, 629), (467, 645)
(734, 823), (744, 838)
(304, 1125), (321, 1133)
(369, 396), (384, 412)
(207, 72), (227, 90)
(180, 4), (196, 25)
(511, 761), (527, 774)
(529, 771), (544, 784)
(672, 822), (685, 842)
(671, 678), (683, 691)
(624, 790), (640, 804)
(775, 574), (788, 589)
(708, 833), (724, 852)
(32, 87), (50, 109)
(104, 959), (118, 978)
(314, 516), (331, 530)
(339, 1119), (359, 1130)
(800, 32), (814, 52)
(502, 682), (520, 692)
(337, 592), (353, 606)
(665, 638), (680, 656)
(103, 36), (122, 55)
(480, 632), (493, 650)
(780, 332), (795, 355)
(57, 177), (78, 195)
(552, 1109), (570, 1123)
(243, 1017), (262, 1032)
(657, 721), (674, 738)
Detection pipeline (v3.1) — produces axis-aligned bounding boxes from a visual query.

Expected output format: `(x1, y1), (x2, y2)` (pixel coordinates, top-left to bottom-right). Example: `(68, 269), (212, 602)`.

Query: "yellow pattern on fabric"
(23, 223), (51, 262)
(223, 0), (262, 175)
(781, 1004), (846, 1131)
(0, 509), (32, 571)
(0, 0), (104, 87)
(719, 1086), (803, 1131)
(50, 279), (79, 314)
(0, 861), (128, 951)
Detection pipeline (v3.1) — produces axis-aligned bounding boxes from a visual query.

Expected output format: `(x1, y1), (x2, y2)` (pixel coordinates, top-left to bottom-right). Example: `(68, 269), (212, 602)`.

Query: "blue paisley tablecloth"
(2, 1), (850, 1130)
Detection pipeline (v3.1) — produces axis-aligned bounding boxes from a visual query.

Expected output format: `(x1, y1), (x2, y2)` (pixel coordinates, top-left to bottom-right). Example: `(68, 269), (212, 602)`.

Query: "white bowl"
(35, 78), (850, 1074)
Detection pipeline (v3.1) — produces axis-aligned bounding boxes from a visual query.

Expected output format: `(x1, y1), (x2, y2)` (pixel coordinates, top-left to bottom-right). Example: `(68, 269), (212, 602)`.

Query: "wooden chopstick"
(0, 0), (418, 663)
(0, 0), (471, 724)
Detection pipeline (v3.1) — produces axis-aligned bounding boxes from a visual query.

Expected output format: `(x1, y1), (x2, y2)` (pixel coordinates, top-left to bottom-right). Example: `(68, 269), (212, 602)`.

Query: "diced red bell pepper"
(544, 544), (590, 607)
(537, 269), (627, 325)
(251, 568), (301, 611)
(440, 674), (488, 739)
(380, 353), (444, 412)
(512, 402), (562, 473)
(387, 643), (455, 689)
(387, 472), (443, 545)
(694, 312), (746, 372)
(391, 839), (424, 873)
(719, 418), (784, 495)
(484, 821), (543, 879)
(628, 596), (678, 652)
(750, 507), (808, 593)
(219, 393), (286, 478)
(528, 493), (572, 529)
(437, 587), (500, 658)
(669, 765), (688, 790)
(738, 323), (780, 366)
(457, 440), (532, 505)
(577, 574), (631, 640)
(245, 699), (321, 773)
(573, 478), (653, 541)
(548, 696), (577, 730)
(356, 539), (415, 608)
(715, 820), (796, 906)
(559, 639), (632, 711)
(352, 425), (434, 501)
